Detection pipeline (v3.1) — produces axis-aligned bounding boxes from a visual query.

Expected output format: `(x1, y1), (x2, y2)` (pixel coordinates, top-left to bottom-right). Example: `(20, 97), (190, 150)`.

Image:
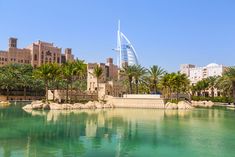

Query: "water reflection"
(0, 106), (234, 157)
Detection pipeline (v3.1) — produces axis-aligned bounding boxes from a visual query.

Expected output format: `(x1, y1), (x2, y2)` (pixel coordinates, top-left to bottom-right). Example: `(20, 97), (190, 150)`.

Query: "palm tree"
(195, 79), (209, 97)
(159, 73), (172, 99)
(33, 63), (54, 103)
(92, 65), (103, 97)
(159, 72), (190, 102)
(49, 63), (61, 101)
(224, 67), (235, 104)
(216, 75), (232, 97)
(148, 65), (165, 94)
(62, 62), (76, 103)
(122, 65), (136, 94)
(17, 64), (33, 100)
(173, 72), (190, 102)
(132, 65), (146, 94)
(205, 76), (219, 98)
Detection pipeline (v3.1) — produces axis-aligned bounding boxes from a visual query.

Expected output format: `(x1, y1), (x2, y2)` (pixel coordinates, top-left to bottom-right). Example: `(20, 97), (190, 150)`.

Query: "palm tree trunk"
(154, 80), (157, 94)
(176, 89), (179, 103)
(45, 81), (48, 103)
(70, 82), (73, 103)
(97, 78), (99, 100)
(66, 81), (69, 103)
(135, 79), (138, 94)
(211, 87), (214, 98)
(24, 87), (26, 100)
(7, 88), (9, 100)
(232, 81), (235, 105)
(129, 77), (133, 94)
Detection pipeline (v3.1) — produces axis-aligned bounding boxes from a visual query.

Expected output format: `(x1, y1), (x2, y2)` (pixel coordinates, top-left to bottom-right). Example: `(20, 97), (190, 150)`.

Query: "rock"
(85, 101), (96, 109)
(22, 104), (33, 110)
(103, 104), (111, 108)
(50, 103), (62, 110)
(43, 104), (50, 110)
(177, 101), (193, 109)
(62, 104), (73, 110)
(165, 102), (178, 109)
(73, 103), (83, 109)
(32, 103), (43, 110)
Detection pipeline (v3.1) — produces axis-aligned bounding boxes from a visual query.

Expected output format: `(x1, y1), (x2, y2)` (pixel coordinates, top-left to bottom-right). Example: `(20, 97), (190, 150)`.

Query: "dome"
(206, 63), (219, 67)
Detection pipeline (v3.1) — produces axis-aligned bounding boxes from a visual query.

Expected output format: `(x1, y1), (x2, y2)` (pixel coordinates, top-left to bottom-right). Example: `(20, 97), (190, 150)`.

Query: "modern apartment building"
(180, 63), (226, 96)
(180, 63), (225, 84)
(0, 37), (74, 67)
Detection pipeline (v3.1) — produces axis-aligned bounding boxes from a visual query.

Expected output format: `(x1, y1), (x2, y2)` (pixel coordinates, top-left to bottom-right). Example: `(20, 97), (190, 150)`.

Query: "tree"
(33, 63), (54, 103)
(159, 72), (190, 102)
(48, 63), (61, 101)
(224, 67), (235, 104)
(172, 72), (190, 102)
(147, 65), (165, 94)
(0, 66), (16, 100)
(17, 64), (33, 100)
(195, 79), (209, 97)
(92, 65), (103, 97)
(216, 75), (232, 97)
(132, 65), (146, 94)
(121, 65), (136, 94)
(205, 76), (219, 98)
(159, 73), (173, 99)
(62, 60), (87, 103)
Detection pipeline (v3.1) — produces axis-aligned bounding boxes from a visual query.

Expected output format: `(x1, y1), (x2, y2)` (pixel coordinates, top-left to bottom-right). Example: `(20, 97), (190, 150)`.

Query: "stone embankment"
(23, 101), (114, 110)
(191, 100), (214, 108)
(22, 100), (197, 110)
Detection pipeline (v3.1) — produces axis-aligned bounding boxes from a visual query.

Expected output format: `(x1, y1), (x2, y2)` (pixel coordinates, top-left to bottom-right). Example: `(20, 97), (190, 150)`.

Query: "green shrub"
(192, 96), (233, 103)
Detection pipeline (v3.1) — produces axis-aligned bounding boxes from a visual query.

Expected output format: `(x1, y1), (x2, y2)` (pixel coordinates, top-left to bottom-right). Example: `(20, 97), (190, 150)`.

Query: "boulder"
(49, 103), (62, 110)
(165, 102), (178, 109)
(43, 104), (50, 110)
(32, 103), (43, 110)
(177, 101), (193, 109)
(22, 104), (33, 110)
(73, 103), (83, 109)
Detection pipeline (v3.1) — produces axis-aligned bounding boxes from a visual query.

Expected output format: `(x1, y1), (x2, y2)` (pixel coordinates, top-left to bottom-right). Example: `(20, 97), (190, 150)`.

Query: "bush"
(192, 96), (233, 103)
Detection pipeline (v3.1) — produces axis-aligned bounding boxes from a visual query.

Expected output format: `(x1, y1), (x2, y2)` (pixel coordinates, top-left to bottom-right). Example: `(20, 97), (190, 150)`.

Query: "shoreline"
(21, 100), (217, 111)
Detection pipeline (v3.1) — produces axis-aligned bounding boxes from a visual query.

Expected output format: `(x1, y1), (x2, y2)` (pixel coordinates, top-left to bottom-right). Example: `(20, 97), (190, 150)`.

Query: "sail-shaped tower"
(115, 21), (139, 69)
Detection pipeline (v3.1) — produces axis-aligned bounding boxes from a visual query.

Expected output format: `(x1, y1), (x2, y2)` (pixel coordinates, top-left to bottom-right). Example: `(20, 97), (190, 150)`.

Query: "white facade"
(180, 63), (225, 84)
(114, 21), (139, 68)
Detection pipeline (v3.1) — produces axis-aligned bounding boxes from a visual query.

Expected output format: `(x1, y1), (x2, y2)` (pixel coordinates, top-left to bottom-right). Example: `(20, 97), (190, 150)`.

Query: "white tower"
(114, 20), (139, 69)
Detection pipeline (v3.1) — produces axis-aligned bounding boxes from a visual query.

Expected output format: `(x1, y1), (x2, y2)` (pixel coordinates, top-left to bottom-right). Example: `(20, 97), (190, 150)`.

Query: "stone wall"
(48, 90), (98, 101)
(106, 96), (165, 109)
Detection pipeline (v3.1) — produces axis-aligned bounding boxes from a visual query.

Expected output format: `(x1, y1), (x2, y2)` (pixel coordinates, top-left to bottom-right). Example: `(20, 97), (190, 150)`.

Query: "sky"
(0, 0), (235, 72)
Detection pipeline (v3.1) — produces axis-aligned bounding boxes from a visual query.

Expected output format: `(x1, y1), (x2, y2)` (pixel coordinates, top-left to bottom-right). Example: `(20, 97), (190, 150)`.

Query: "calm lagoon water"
(0, 104), (235, 157)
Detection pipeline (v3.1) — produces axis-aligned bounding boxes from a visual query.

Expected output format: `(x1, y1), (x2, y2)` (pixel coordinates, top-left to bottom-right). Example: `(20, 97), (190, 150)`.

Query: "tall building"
(0, 37), (74, 67)
(114, 21), (139, 68)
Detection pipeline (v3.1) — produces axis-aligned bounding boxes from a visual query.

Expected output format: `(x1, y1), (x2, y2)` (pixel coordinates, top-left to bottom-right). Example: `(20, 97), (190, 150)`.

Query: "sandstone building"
(0, 37), (74, 67)
(87, 58), (124, 98)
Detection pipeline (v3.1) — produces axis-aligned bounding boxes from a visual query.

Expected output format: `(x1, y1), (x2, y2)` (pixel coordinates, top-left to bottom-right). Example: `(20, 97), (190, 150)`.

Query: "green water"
(0, 104), (235, 157)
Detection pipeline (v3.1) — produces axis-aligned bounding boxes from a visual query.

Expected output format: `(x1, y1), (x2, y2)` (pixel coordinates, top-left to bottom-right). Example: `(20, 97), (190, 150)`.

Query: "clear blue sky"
(0, 0), (235, 72)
